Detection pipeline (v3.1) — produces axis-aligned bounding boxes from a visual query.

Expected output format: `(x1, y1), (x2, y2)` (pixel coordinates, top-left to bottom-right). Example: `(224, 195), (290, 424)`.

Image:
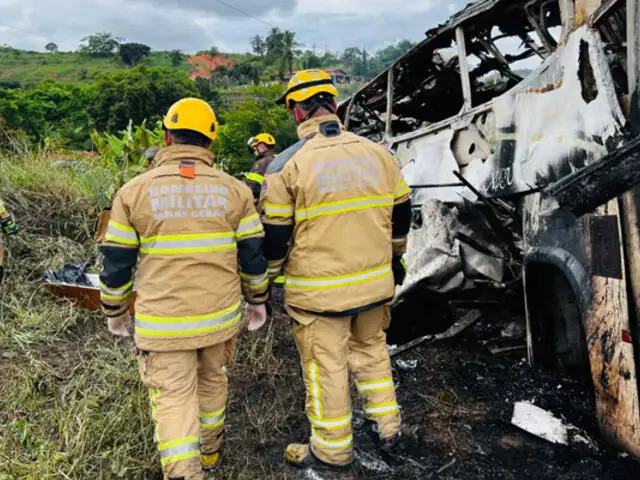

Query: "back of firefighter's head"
(276, 69), (339, 124)
(247, 133), (277, 158)
(163, 98), (219, 149)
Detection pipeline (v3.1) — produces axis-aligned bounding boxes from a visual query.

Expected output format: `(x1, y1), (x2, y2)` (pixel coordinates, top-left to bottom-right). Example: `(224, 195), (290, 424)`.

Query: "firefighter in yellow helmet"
(262, 70), (412, 470)
(0, 197), (19, 285)
(245, 133), (277, 203)
(99, 97), (269, 480)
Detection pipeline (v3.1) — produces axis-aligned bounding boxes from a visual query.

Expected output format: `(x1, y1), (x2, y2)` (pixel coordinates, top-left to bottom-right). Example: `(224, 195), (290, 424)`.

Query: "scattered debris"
(355, 449), (393, 473)
(43, 262), (92, 286)
(396, 359), (419, 370)
(389, 309), (481, 356)
(304, 469), (325, 480)
(425, 458), (457, 478)
(501, 317), (526, 339)
(511, 401), (569, 445)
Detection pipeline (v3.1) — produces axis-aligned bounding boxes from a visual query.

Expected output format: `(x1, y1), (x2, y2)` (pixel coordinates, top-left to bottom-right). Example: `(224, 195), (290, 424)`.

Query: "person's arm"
(261, 171), (294, 283)
(390, 154), (411, 285)
(0, 197), (18, 235)
(99, 192), (138, 331)
(244, 159), (266, 202)
(236, 186), (269, 305)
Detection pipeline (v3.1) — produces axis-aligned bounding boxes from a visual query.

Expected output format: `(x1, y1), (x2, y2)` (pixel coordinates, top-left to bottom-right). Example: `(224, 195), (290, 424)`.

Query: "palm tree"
(281, 31), (302, 76)
(266, 27), (284, 61)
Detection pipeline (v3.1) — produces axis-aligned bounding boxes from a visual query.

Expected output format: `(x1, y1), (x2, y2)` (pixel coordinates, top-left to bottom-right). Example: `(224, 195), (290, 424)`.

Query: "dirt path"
(220, 314), (636, 480)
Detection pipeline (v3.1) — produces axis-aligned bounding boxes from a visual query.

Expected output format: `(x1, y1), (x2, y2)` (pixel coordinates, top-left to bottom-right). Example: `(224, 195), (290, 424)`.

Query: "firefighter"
(99, 98), (269, 480)
(245, 133), (277, 203)
(0, 197), (18, 286)
(262, 69), (412, 470)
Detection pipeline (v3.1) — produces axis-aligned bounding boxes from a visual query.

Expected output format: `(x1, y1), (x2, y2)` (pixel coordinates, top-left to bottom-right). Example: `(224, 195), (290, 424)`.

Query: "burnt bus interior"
(338, 0), (630, 143)
(344, 0), (634, 353)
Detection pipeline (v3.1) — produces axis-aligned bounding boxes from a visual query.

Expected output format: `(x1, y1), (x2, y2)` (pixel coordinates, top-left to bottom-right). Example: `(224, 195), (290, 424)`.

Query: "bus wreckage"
(338, 0), (640, 460)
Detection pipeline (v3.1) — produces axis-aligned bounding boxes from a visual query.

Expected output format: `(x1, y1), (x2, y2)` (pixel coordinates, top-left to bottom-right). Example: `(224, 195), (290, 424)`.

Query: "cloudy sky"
(0, 0), (461, 54)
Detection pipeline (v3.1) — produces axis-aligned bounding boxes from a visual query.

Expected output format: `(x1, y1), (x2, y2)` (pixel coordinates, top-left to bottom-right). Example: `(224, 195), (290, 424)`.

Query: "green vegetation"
(0, 30), (420, 479)
(0, 32), (416, 177)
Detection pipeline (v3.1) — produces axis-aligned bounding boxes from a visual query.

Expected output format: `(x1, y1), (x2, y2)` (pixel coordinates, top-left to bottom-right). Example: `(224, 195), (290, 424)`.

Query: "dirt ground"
(218, 304), (637, 480)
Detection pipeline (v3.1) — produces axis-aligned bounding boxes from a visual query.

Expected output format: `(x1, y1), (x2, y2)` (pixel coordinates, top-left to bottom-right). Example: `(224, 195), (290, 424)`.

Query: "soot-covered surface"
(221, 306), (636, 480)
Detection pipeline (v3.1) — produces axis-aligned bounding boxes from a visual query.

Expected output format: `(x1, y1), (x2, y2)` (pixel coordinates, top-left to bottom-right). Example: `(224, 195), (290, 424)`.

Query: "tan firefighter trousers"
(138, 337), (237, 480)
(287, 304), (401, 466)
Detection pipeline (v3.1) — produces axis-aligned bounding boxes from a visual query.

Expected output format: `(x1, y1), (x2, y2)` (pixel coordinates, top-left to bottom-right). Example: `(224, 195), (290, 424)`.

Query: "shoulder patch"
(265, 139), (309, 174)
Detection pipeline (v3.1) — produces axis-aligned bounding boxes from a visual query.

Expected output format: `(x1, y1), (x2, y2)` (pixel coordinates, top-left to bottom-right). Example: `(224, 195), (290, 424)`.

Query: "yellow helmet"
(276, 69), (339, 110)
(248, 133), (276, 151)
(163, 98), (219, 141)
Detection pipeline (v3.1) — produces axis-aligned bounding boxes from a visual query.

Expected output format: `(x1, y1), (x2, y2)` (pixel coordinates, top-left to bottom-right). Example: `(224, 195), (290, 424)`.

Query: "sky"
(0, 0), (462, 55)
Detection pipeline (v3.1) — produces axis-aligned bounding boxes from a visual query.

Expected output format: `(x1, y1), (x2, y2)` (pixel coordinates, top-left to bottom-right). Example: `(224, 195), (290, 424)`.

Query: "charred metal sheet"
(544, 134), (640, 216)
(589, 215), (623, 279)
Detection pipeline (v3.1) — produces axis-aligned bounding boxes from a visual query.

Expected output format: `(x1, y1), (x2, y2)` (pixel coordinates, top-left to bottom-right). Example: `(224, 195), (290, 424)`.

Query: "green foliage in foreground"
(0, 147), (302, 479)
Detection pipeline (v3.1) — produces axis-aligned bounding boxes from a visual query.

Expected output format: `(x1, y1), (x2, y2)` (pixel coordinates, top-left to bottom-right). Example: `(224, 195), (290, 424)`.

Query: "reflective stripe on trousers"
(135, 300), (242, 337)
(356, 377), (394, 393)
(140, 232), (236, 255)
(285, 264), (392, 290)
(200, 407), (225, 430)
(365, 401), (400, 417)
(158, 435), (201, 467)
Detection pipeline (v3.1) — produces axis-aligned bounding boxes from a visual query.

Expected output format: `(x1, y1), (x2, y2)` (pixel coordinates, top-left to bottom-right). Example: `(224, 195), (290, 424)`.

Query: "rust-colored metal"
(45, 282), (136, 314)
(584, 200), (640, 458)
(95, 208), (111, 243)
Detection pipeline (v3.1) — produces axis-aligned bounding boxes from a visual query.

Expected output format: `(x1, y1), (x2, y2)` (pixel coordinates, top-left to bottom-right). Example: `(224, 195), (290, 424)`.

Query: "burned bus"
(338, 0), (640, 459)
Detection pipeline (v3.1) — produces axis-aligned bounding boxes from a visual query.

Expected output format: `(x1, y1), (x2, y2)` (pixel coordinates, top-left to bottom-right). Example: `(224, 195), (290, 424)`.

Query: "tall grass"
(0, 144), (309, 479)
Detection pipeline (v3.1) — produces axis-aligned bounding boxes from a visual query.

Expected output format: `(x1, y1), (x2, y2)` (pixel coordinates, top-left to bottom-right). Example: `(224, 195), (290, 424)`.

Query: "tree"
(265, 27), (284, 61)
(301, 51), (322, 69)
(90, 66), (199, 132)
(170, 49), (184, 67)
(281, 31), (302, 76)
(45, 42), (58, 53)
(119, 42), (151, 66)
(213, 84), (298, 175)
(250, 35), (266, 57)
(80, 32), (122, 57)
(341, 47), (362, 72)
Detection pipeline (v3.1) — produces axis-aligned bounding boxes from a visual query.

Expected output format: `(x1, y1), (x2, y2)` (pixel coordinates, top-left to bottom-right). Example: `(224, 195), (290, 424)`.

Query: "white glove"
(245, 303), (267, 331)
(107, 312), (133, 337)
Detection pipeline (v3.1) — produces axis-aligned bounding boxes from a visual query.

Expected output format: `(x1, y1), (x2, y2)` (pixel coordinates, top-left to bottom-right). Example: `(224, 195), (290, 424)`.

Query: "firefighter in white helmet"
(262, 70), (412, 470)
(100, 98), (269, 479)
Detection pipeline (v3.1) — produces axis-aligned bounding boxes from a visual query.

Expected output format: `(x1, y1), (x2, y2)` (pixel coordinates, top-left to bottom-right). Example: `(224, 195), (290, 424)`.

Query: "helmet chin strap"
(293, 100), (337, 124)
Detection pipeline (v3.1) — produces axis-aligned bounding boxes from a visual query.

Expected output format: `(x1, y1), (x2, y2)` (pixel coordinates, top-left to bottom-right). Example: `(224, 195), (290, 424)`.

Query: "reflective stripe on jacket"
(261, 114), (411, 314)
(100, 145), (268, 352)
(244, 151), (276, 203)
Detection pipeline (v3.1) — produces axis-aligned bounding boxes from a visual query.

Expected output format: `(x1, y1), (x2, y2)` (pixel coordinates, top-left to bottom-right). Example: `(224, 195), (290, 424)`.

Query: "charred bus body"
(339, 0), (640, 458)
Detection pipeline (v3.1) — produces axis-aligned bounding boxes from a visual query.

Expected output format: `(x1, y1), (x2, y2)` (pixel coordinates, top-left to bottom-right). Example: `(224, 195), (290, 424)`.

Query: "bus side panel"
(524, 192), (640, 456)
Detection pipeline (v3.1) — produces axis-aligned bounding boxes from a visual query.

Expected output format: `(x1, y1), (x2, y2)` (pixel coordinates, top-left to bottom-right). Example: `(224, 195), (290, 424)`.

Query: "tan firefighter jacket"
(244, 150), (276, 203)
(261, 114), (411, 316)
(100, 145), (269, 352)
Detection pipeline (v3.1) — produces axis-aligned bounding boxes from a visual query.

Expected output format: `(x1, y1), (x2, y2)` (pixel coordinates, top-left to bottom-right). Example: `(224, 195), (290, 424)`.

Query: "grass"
(0, 140), (312, 479)
(0, 49), (192, 86)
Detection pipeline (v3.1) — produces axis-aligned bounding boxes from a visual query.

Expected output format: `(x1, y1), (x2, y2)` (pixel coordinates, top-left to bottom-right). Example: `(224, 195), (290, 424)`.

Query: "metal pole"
(628, 0), (640, 135)
(455, 27), (473, 111)
(385, 67), (394, 140)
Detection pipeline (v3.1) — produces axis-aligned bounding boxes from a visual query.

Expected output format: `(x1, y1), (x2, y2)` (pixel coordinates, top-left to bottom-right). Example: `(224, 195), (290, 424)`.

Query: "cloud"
(0, 0), (451, 54)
